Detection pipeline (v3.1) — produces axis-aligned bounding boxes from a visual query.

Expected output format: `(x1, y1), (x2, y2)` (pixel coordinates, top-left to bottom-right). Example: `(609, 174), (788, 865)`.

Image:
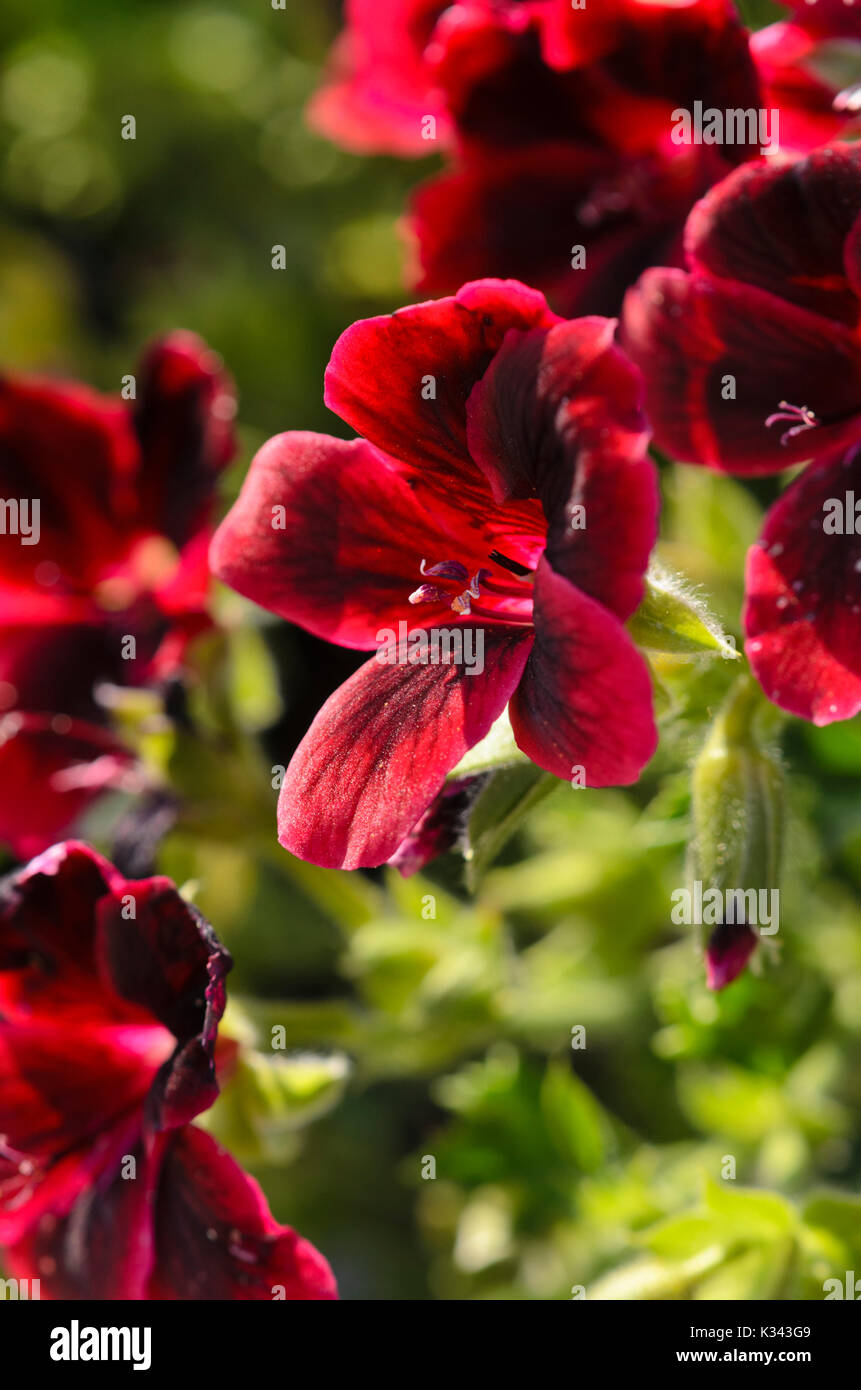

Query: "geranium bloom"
(621, 142), (861, 724)
(0, 840), (337, 1299)
(0, 334), (236, 856)
(211, 279), (658, 870)
(309, 0), (856, 317)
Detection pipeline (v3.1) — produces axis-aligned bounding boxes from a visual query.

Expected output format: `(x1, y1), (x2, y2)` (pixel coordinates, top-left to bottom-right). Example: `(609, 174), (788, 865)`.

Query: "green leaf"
(704, 1178), (796, 1239)
(540, 1062), (608, 1173)
(628, 563), (740, 659)
(465, 763), (559, 887)
(803, 1192), (861, 1264)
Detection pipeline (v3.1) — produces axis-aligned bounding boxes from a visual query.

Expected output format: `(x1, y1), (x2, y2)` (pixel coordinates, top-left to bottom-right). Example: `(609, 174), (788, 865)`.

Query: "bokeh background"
(2, 0), (861, 1300)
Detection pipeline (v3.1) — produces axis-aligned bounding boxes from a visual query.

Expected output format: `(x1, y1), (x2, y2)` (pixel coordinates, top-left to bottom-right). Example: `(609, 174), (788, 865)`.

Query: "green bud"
(628, 563), (739, 660)
(689, 676), (785, 988)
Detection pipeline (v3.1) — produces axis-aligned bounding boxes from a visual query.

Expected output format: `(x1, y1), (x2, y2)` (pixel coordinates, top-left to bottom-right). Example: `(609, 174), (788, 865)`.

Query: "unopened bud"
(690, 676), (785, 989)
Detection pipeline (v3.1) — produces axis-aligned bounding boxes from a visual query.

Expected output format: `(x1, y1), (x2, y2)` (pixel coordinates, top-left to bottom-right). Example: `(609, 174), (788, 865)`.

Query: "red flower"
(307, 0), (453, 156)
(0, 334), (236, 855)
(621, 143), (861, 724)
(309, 0), (855, 317)
(0, 841), (337, 1300)
(752, 0), (861, 153)
(211, 280), (658, 870)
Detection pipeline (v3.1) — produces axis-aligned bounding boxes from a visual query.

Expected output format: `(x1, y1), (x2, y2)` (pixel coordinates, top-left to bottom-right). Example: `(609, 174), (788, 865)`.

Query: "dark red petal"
(0, 375), (137, 595)
(278, 630), (532, 869)
(0, 841), (137, 1027)
(409, 144), (699, 320)
(0, 1023), (154, 1163)
(95, 879), (232, 1131)
(541, 0), (761, 132)
(509, 559), (656, 784)
(430, 4), (597, 152)
(0, 715), (134, 861)
(133, 332), (236, 546)
(387, 772), (490, 876)
(148, 1125), (338, 1300)
(705, 920), (758, 990)
(307, 0), (450, 156)
(0, 624), (122, 721)
(210, 432), (490, 648)
(324, 279), (559, 488)
(751, 23), (861, 155)
(744, 445), (861, 724)
(685, 145), (861, 327)
(3, 1125), (159, 1298)
(466, 317), (655, 619)
(778, 0), (861, 39)
(621, 266), (861, 472)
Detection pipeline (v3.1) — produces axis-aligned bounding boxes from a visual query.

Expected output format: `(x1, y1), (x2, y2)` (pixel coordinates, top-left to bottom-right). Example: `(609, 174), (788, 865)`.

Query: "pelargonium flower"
(309, 0), (856, 318)
(0, 333), (236, 855)
(0, 840), (337, 1300)
(211, 279), (658, 870)
(621, 142), (861, 724)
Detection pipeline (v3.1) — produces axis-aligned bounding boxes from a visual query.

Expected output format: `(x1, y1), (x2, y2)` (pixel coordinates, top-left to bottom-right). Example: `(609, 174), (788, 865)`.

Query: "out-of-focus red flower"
(307, 0), (453, 155)
(0, 334), (236, 855)
(0, 840), (337, 1300)
(622, 143), (861, 725)
(752, 0), (861, 153)
(309, 0), (856, 317)
(211, 279), (658, 870)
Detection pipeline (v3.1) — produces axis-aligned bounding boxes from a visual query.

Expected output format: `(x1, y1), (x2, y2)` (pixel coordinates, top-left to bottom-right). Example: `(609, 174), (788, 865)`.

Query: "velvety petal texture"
(745, 445), (861, 725)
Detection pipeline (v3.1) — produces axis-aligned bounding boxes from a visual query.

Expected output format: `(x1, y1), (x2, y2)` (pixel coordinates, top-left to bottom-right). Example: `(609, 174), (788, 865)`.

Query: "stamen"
(451, 592), (472, 616)
(420, 559), (469, 581)
(467, 568), (492, 598)
(409, 583), (449, 605)
(765, 401), (819, 447)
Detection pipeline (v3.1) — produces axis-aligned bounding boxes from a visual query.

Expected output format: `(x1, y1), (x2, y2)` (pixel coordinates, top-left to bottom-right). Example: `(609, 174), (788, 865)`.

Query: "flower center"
(407, 552), (535, 623)
(408, 560), (491, 616)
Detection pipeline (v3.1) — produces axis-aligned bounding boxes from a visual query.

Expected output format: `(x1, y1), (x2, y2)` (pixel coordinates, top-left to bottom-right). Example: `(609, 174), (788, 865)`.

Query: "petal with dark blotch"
(684, 145), (861, 326)
(509, 559), (656, 785)
(278, 628), (532, 869)
(324, 279), (559, 490)
(466, 318), (655, 619)
(95, 880), (232, 1131)
(622, 266), (861, 472)
(133, 332), (236, 547)
(209, 432), (491, 648)
(148, 1125), (338, 1300)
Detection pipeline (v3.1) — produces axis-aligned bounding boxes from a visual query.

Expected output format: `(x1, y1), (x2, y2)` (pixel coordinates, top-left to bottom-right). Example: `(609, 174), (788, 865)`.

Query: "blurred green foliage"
(2, 1), (860, 1302)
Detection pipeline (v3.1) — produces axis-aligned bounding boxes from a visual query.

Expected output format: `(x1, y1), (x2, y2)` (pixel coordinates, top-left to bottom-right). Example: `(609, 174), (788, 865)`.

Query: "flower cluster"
(0, 334), (236, 858)
(2, 0), (861, 1305)
(310, 0), (859, 315)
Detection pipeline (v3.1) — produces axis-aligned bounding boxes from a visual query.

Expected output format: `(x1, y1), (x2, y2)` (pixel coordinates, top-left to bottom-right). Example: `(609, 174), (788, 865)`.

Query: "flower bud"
(690, 676), (785, 989)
